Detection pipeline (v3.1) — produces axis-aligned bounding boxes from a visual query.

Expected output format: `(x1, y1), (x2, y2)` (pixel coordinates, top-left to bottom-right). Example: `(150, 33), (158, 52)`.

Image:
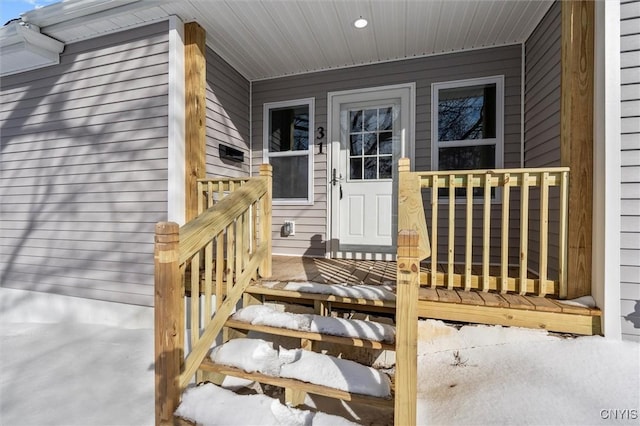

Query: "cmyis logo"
(600, 409), (638, 420)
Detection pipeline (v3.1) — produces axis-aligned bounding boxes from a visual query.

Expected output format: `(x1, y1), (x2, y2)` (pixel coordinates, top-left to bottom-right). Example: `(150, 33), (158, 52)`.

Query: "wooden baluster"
(519, 172), (530, 295)
(190, 254), (200, 351)
(500, 173), (511, 293)
(482, 172), (492, 292)
(465, 174), (473, 292)
(558, 170), (569, 298)
(539, 172), (550, 296)
(431, 175), (439, 287)
(154, 222), (183, 426)
(227, 222), (235, 289)
(447, 175), (455, 289)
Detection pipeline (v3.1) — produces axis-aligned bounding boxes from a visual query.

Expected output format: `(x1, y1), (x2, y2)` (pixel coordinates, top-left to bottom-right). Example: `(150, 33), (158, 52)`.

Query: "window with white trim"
(432, 76), (504, 172)
(431, 76), (504, 199)
(263, 98), (314, 204)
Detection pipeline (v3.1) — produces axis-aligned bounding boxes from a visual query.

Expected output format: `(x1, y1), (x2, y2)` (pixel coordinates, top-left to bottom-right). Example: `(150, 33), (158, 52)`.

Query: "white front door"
(329, 84), (414, 259)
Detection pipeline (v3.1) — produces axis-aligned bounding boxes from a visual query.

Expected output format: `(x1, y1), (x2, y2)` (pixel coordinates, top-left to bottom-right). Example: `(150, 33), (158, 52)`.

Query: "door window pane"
(347, 105), (395, 181)
(364, 157), (377, 179)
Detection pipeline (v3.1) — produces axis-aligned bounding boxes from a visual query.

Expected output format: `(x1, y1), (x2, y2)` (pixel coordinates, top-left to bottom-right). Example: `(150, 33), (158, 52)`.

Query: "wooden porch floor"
(261, 256), (602, 335)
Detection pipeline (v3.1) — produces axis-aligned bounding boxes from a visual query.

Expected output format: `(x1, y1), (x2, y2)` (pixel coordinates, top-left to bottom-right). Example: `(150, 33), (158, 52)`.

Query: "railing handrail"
(155, 165), (272, 426)
(179, 178), (267, 264)
(415, 166), (570, 177)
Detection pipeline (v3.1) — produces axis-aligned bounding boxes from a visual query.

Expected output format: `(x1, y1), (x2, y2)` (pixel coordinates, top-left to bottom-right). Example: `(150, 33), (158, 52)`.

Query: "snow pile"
(416, 320), (640, 425)
(263, 281), (396, 301)
(210, 338), (282, 376)
(557, 295), (597, 308)
(175, 383), (358, 426)
(279, 348), (391, 397)
(210, 338), (391, 398)
(232, 304), (395, 343)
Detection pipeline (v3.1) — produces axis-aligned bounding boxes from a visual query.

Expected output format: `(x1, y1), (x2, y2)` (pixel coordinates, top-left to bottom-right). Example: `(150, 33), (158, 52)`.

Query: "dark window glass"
(350, 158), (362, 180)
(438, 84), (496, 142)
(439, 145), (496, 170)
(269, 106), (309, 152)
(270, 156), (308, 199)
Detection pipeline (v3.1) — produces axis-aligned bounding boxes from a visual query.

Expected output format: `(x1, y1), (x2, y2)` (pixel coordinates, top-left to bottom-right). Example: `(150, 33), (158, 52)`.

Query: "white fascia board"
(0, 22), (64, 76)
(21, 0), (142, 27)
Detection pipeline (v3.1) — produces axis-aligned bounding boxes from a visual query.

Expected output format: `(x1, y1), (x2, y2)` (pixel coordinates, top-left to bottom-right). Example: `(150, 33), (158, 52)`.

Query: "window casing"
(431, 76), (504, 200)
(263, 98), (314, 205)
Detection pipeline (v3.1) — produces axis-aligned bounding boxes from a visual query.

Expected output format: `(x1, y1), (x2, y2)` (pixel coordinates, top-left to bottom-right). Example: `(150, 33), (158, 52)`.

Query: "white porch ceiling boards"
(20, 0), (554, 81)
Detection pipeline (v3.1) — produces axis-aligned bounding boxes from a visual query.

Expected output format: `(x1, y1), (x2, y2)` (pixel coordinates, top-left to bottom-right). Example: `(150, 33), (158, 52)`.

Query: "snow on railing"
(154, 165), (272, 425)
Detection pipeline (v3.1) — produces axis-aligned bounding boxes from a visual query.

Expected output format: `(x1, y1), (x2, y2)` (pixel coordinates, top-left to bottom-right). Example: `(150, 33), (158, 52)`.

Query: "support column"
(561, 0), (594, 298)
(184, 22), (206, 221)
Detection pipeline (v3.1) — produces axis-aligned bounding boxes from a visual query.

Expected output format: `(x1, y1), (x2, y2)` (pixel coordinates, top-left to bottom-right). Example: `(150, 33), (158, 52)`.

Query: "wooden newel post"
(395, 229), (419, 426)
(259, 164), (272, 277)
(154, 222), (183, 426)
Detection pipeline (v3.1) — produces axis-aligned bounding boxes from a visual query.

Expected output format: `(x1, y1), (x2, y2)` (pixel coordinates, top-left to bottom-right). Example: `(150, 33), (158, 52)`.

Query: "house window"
(263, 98), (314, 204)
(431, 76), (504, 199)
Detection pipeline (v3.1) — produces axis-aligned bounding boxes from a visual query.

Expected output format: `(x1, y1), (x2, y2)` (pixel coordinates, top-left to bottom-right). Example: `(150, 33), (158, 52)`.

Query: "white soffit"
(0, 22), (65, 76)
(18, 0), (554, 81)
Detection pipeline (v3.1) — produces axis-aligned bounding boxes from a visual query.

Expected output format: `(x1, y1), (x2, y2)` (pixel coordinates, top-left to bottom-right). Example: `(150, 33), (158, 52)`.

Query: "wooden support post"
(395, 229), (419, 426)
(561, 0), (594, 298)
(185, 22), (206, 221)
(154, 222), (183, 426)
(398, 158), (431, 262)
(259, 164), (273, 277)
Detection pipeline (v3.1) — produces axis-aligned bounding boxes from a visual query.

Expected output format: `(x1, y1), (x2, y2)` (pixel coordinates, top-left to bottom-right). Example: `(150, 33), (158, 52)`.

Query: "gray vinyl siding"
(252, 45), (523, 257)
(0, 22), (169, 306)
(205, 47), (250, 177)
(524, 1), (562, 280)
(620, 0), (640, 340)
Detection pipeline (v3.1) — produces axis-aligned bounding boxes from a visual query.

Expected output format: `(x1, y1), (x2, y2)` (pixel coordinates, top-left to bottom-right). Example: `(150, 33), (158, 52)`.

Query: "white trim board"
(168, 15), (186, 225)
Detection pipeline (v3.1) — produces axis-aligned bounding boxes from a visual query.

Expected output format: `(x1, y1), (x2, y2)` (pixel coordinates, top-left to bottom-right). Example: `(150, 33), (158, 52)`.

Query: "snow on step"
(175, 382), (359, 426)
(210, 338), (392, 398)
(232, 304), (395, 343)
(262, 281), (396, 301)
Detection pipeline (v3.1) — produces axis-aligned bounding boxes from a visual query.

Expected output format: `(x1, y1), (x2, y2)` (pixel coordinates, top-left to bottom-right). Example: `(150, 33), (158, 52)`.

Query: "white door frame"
(326, 83), (416, 259)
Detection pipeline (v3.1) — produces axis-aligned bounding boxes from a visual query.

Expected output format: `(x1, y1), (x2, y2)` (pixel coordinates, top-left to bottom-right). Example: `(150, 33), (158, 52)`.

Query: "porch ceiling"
(19, 0), (553, 81)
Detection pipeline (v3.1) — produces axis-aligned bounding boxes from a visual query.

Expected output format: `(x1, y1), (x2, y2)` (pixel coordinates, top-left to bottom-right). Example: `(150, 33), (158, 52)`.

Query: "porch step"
(225, 304), (396, 350)
(246, 281), (397, 313)
(198, 338), (394, 408)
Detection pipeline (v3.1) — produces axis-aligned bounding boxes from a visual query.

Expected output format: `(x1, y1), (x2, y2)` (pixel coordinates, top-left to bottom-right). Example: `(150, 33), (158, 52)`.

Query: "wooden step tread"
(225, 319), (395, 351)
(418, 287), (600, 316)
(198, 359), (395, 408)
(247, 283), (396, 308)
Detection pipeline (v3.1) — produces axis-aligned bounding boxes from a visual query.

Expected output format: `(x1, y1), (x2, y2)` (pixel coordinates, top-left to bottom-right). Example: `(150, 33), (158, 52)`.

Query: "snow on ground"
(263, 281), (396, 301)
(233, 304), (395, 343)
(0, 322), (154, 426)
(210, 338), (392, 397)
(1, 319), (638, 425)
(175, 383), (358, 426)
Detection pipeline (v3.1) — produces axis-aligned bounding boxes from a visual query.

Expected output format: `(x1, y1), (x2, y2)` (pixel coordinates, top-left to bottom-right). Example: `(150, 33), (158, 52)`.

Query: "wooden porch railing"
(154, 165), (272, 425)
(399, 158), (570, 298)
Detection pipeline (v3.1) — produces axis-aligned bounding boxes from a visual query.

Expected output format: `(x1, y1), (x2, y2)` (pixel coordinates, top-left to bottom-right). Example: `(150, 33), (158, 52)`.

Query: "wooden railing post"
(259, 164), (272, 277)
(154, 222), (183, 426)
(398, 158), (431, 262)
(395, 229), (419, 426)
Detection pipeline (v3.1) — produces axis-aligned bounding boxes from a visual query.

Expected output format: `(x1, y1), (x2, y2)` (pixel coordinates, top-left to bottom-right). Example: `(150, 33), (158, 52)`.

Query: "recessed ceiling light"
(354, 17), (368, 29)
